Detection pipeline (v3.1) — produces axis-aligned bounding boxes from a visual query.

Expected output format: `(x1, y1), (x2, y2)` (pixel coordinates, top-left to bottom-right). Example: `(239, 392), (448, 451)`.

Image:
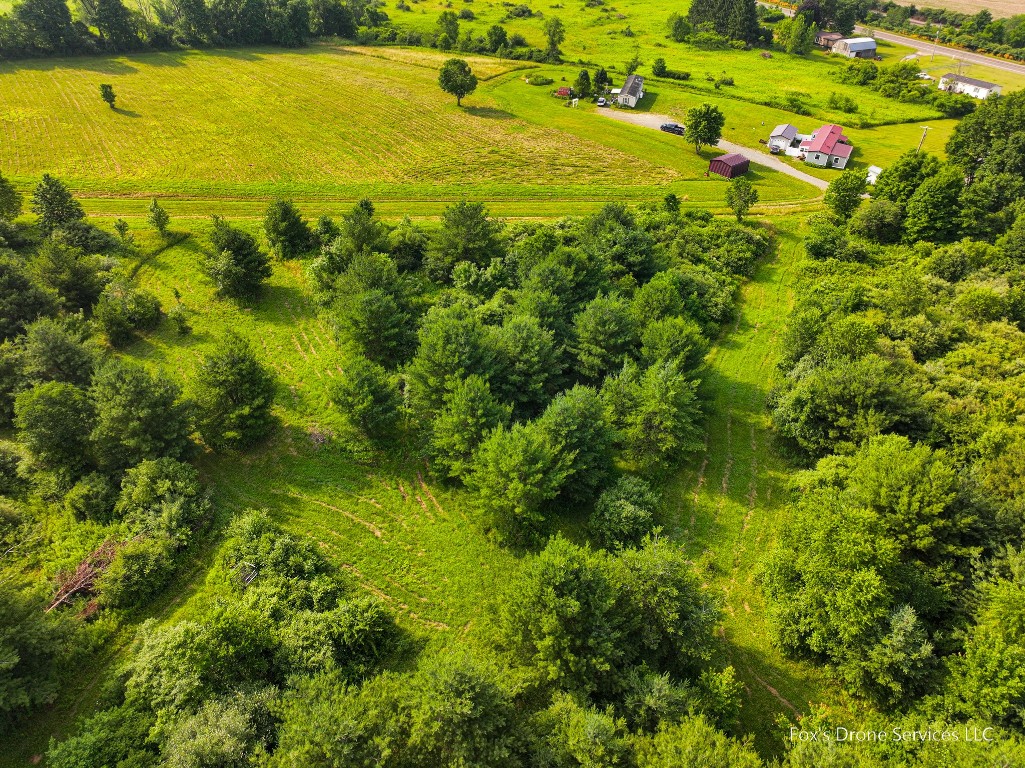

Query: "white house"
(799, 124), (854, 169)
(832, 37), (877, 58)
(617, 74), (645, 108)
(939, 73), (1001, 99)
(768, 123), (798, 152)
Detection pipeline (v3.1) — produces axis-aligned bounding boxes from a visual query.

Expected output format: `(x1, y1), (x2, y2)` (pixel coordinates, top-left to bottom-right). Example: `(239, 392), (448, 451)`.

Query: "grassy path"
(667, 216), (832, 756)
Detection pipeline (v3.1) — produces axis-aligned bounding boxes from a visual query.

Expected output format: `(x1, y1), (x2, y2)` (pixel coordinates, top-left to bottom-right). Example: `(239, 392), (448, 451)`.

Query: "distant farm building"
(617, 74), (645, 108)
(800, 124), (853, 168)
(939, 73), (1001, 99)
(815, 31), (843, 49)
(556, 86), (573, 97)
(832, 37), (877, 58)
(768, 123), (799, 153)
(709, 153), (750, 179)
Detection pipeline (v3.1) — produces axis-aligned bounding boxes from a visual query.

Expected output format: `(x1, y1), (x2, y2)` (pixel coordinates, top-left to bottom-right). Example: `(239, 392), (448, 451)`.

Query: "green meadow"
(0, 44), (824, 219)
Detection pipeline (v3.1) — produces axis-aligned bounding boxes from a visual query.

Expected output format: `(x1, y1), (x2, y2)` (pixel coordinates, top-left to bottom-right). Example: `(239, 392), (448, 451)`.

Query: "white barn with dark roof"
(939, 73), (1001, 99)
(832, 37), (877, 58)
(768, 123), (798, 152)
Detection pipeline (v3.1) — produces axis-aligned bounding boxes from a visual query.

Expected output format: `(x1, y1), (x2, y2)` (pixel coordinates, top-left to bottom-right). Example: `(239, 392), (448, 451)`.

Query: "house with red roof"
(799, 124), (853, 169)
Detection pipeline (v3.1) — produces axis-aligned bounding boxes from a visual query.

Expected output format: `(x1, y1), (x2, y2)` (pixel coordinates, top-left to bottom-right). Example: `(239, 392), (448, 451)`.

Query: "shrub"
(526, 74), (554, 86)
(96, 535), (177, 608)
(827, 91), (859, 113)
(65, 472), (117, 523)
(94, 279), (162, 347)
(932, 91), (977, 118)
(115, 458), (210, 547)
(650, 57), (689, 80)
(589, 475), (659, 549)
(0, 446), (24, 497)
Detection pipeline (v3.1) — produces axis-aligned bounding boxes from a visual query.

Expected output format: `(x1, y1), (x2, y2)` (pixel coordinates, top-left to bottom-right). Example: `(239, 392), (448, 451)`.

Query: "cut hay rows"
(0, 46), (673, 188)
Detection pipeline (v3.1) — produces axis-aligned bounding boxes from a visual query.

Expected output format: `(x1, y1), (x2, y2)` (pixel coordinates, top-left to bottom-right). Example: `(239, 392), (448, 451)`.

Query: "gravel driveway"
(599, 109), (829, 191)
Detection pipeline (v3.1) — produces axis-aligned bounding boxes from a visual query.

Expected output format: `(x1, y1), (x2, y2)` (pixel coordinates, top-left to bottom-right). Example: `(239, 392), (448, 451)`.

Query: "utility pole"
(916, 125), (932, 154)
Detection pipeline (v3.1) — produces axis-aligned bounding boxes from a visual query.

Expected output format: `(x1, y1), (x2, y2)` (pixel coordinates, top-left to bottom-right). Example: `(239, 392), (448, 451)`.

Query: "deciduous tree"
(99, 83), (116, 108)
(438, 57), (477, 106)
(685, 103), (725, 154)
(724, 177), (758, 221)
(147, 198), (170, 237)
(89, 358), (193, 472)
(824, 166), (868, 220)
(541, 16), (565, 61)
(467, 420), (571, 543)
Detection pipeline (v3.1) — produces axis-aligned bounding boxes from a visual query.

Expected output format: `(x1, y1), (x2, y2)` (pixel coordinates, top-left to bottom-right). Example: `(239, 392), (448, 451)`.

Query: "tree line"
(759, 90), (1025, 762)
(0, 0), (387, 58)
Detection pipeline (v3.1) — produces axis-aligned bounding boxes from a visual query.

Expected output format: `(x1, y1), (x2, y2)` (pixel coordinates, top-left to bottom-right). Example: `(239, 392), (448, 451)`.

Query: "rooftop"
(800, 124), (851, 155)
(941, 73), (999, 89)
(771, 123), (798, 139)
(622, 74), (645, 98)
(715, 153), (748, 167)
(839, 37), (877, 49)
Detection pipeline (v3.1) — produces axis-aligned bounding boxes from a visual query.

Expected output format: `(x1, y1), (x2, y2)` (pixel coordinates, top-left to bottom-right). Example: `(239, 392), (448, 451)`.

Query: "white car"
(597, 97), (607, 106)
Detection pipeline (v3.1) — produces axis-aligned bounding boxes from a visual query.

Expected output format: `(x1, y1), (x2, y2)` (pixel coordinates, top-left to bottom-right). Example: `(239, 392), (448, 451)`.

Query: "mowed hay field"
(890, 0), (1022, 17)
(0, 44), (820, 217)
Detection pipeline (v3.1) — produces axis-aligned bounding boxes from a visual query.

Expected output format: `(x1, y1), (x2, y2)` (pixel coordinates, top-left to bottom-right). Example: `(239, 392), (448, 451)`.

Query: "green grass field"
(0, 44), (827, 219)
(4, 36), (1017, 217)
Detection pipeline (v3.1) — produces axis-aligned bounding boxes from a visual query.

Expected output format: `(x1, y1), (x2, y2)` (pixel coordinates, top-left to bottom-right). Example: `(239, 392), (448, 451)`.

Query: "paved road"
(755, 2), (1025, 77)
(599, 109), (829, 191)
(856, 27), (1025, 77)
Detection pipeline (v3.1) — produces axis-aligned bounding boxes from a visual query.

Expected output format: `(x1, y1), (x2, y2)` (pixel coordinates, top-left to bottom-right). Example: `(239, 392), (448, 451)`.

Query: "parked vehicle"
(597, 97), (607, 106)
(659, 122), (685, 135)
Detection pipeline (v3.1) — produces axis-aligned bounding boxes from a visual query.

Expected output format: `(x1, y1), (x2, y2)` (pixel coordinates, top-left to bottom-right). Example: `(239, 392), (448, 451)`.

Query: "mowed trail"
(667, 218), (827, 756)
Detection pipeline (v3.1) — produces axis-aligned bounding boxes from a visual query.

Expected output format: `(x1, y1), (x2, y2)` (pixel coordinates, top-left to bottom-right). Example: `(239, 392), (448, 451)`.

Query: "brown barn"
(709, 153), (749, 179)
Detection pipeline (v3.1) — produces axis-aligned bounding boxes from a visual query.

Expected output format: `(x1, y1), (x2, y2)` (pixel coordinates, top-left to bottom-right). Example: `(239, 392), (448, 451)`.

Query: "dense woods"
(318, 196), (764, 545)
(762, 90), (1025, 761)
